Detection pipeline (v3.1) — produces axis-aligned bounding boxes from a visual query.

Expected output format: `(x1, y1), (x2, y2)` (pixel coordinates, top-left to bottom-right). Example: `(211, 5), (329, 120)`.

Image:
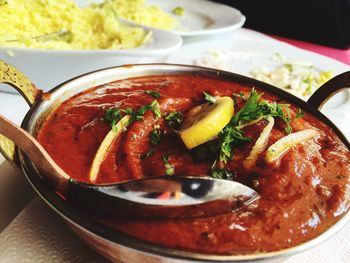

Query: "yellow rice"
(0, 0), (177, 50)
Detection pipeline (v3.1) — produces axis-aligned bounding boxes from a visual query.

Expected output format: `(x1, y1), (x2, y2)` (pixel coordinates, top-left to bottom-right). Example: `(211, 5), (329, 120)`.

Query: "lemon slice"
(265, 128), (318, 164)
(179, 96), (234, 149)
(243, 116), (274, 170)
(89, 115), (130, 182)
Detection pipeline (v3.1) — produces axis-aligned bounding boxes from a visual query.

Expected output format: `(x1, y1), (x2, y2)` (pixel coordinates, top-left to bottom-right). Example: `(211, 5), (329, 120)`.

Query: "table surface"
(271, 35), (350, 66)
(0, 27), (350, 262)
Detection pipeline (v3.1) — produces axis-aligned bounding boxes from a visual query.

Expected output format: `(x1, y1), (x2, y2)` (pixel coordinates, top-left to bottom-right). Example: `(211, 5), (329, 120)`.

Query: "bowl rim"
(18, 64), (350, 262)
(0, 26), (183, 57)
(151, 0), (246, 37)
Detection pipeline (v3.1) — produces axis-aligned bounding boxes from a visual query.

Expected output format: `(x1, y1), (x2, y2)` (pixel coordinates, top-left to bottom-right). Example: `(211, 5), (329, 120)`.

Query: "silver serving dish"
(0, 61), (349, 262)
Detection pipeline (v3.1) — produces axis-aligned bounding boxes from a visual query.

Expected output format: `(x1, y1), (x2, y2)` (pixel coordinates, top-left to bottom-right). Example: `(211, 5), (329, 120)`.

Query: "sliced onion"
(243, 116), (274, 170)
(89, 115), (130, 182)
(265, 129), (318, 164)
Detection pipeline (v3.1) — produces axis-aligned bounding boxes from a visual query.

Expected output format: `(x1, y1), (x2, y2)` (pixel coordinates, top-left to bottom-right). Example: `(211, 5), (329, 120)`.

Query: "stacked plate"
(0, 0), (245, 91)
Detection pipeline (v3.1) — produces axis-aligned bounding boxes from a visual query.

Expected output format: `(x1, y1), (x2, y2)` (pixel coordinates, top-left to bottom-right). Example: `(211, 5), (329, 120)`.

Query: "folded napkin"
(0, 198), (349, 263)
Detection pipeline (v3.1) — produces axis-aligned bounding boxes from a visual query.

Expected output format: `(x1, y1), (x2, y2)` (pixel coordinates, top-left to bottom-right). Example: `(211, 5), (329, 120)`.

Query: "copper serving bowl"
(0, 61), (350, 262)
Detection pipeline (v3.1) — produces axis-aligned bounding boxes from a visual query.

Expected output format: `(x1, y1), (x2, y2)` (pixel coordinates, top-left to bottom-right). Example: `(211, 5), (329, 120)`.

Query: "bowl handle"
(0, 60), (43, 170)
(307, 71), (350, 109)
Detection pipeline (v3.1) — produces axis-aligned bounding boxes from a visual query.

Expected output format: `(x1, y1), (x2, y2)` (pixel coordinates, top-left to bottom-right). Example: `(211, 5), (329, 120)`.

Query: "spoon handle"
(0, 115), (70, 192)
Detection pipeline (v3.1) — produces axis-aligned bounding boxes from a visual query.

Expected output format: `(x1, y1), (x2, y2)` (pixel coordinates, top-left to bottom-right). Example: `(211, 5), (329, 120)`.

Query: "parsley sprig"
(144, 90), (160, 99)
(149, 100), (161, 118)
(104, 108), (123, 132)
(141, 149), (154, 159)
(218, 89), (303, 163)
(150, 126), (162, 146)
(165, 111), (183, 128)
(218, 125), (250, 163)
(203, 91), (217, 104)
(162, 154), (174, 175)
(211, 166), (236, 180)
(104, 99), (161, 130)
(230, 90), (292, 130)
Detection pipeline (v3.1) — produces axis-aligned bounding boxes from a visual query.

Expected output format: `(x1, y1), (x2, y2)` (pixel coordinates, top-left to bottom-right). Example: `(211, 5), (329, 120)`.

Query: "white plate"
(167, 31), (350, 109)
(148, 0), (245, 36)
(0, 24), (182, 93)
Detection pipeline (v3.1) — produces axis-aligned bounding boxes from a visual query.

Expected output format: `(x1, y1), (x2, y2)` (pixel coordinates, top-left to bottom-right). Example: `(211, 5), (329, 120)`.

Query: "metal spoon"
(0, 115), (259, 219)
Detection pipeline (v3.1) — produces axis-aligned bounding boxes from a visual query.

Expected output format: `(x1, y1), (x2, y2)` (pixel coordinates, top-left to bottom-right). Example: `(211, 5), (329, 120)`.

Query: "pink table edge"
(271, 35), (350, 66)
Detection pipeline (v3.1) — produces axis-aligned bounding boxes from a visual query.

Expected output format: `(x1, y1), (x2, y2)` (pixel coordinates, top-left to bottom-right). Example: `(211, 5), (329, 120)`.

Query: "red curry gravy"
(37, 75), (350, 255)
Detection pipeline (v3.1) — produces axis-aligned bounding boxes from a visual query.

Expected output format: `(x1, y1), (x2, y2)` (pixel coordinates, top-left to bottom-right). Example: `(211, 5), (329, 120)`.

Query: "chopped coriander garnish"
(104, 108), (122, 131)
(165, 163), (174, 176)
(296, 108), (304, 118)
(232, 92), (245, 104)
(259, 101), (293, 134)
(104, 100), (162, 128)
(282, 108), (293, 134)
(217, 89), (299, 163)
(230, 90), (263, 125)
(141, 149), (154, 159)
(232, 89), (296, 134)
(218, 125), (250, 163)
(211, 167), (236, 180)
(165, 111), (183, 128)
(162, 154), (170, 163)
(145, 90), (160, 99)
(149, 100), (161, 118)
(150, 128), (162, 146)
(162, 154), (174, 176)
(125, 106), (147, 122)
(203, 92), (216, 104)
(233, 92), (245, 99)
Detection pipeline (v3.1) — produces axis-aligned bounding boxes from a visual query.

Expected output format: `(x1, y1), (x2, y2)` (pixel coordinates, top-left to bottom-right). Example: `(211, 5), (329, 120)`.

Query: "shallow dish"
(0, 25), (182, 93)
(0, 62), (350, 262)
(77, 0), (245, 37)
(147, 0), (246, 36)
